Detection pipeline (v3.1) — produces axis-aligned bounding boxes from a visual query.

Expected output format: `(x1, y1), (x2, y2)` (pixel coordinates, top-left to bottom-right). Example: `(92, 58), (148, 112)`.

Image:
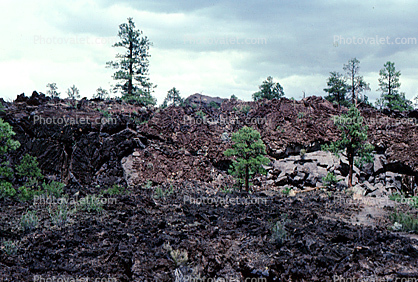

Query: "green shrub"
(282, 186), (292, 195)
(153, 185), (174, 199)
(1, 240), (18, 255)
(78, 194), (103, 213)
(17, 177), (43, 201)
(18, 186), (36, 201)
(196, 110), (206, 119)
(16, 154), (43, 180)
(322, 172), (339, 187)
(49, 202), (73, 228)
(20, 210), (39, 232)
(411, 197), (418, 209)
(209, 101), (220, 109)
(0, 118), (21, 181)
(163, 242), (188, 267)
(271, 215), (289, 245)
(240, 105), (251, 115)
(143, 180), (153, 189)
(297, 112), (305, 119)
(300, 149), (307, 157)
(102, 184), (126, 195)
(98, 109), (111, 118)
(390, 210), (418, 233)
(0, 181), (16, 199)
(389, 192), (403, 202)
(389, 192), (418, 209)
(42, 181), (64, 198)
(220, 186), (233, 194)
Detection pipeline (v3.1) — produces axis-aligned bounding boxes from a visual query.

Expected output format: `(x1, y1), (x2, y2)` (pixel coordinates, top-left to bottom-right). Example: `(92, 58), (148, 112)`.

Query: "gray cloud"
(1, 0), (417, 102)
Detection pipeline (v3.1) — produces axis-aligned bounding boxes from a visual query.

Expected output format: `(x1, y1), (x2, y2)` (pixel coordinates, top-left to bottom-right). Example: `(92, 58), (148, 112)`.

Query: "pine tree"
(323, 72), (350, 107)
(224, 126), (269, 191)
(253, 76), (284, 101)
(343, 58), (370, 105)
(0, 116), (20, 198)
(161, 87), (184, 108)
(378, 61), (412, 111)
(106, 17), (156, 106)
(322, 107), (374, 187)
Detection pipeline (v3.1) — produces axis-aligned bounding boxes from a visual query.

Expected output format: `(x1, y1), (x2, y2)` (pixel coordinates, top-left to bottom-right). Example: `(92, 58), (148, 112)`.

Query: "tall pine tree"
(343, 58), (370, 105)
(377, 61), (412, 111)
(323, 71), (350, 107)
(107, 18), (156, 106)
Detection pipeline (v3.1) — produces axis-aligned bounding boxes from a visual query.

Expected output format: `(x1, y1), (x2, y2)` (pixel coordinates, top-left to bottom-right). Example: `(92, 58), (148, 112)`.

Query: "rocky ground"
(1, 181), (418, 281)
(1, 92), (418, 281)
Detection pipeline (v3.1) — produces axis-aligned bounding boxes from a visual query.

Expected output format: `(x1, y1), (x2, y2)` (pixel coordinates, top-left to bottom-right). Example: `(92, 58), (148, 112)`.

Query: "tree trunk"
(245, 164), (249, 192)
(128, 41), (133, 96)
(348, 149), (354, 188)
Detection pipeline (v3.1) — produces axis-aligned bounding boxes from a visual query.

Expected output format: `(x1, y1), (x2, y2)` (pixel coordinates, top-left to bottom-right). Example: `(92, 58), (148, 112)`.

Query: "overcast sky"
(1, 0), (418, 105)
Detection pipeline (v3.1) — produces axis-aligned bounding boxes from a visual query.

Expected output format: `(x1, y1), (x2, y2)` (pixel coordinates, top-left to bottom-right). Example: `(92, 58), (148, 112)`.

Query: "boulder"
(275, 173), (288, 186)
(385, 171), (402, 189)
(373, 154), (386, 174)
(363, 181), (377, 194)
(351, 183), (367, 196)
(368, 183), (388, 197)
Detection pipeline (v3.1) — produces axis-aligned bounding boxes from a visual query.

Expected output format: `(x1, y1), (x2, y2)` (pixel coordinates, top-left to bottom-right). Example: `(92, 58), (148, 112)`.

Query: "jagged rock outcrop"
(1, 93), (417, 194)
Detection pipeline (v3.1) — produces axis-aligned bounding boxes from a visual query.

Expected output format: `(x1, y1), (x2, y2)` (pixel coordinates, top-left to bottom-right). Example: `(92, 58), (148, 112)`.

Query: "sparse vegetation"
(42, 181), (65, 198)
(240, 105), (251, 115)
(163, 242), (188, 267)
(78, 194), (104, 213)
(390, 210), (418, 233)
(20, 210), (39, 233)
(94, 87), (109, 100)
(98, 108), (112, 118)
(46, 82), (60, 98)
(49, 202), (73, 228)
(67, 85), (80, 100)
(0, 118), (20, 199)
(143, 180), (154, 189)
(1, 240), (18, 255)
(209, 101), (220, 109)
(220, 185), (233, 193)
(389, 192), (418, 209)
(153, 185), (174, 199)
(196, 110), (206, 119)
(282, 186), (292, 195)
(18, 184), (39, 202)
(102, 184), (126, 195)
(271, 214), (289, 245)
(322, 172), (339, 187)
